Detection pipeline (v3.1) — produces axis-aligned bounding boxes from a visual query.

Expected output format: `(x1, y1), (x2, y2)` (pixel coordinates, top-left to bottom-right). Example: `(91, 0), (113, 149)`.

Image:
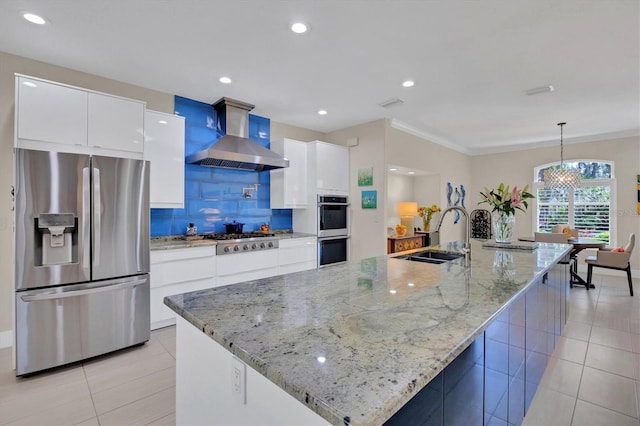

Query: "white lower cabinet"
(278, 237), (317, 274)
(216, 250), (279, 287)
(150, 246), (216, 330)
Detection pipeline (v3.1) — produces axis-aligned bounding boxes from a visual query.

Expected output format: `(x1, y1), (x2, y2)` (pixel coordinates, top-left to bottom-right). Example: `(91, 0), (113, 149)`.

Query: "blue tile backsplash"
(150, 96), (292, 236)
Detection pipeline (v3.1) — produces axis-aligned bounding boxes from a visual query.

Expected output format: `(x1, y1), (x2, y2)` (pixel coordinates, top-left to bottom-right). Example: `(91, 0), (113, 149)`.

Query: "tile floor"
(0, 273), (637, 425)
(0, 326), (176, 425)
(524, 273), (640, 425)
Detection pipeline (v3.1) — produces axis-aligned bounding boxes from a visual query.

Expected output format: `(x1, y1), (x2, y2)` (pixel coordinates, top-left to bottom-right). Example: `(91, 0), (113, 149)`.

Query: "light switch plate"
(231, 356), (246, 404)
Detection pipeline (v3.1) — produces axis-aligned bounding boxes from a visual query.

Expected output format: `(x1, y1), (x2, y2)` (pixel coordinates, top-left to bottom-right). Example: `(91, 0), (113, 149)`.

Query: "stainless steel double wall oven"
(317, 195), (349, 267)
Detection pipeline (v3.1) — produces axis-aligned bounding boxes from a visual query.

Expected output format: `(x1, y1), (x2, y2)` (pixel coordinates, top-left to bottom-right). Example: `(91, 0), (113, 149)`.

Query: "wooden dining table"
(567, 238), (606, 289)
(518, 236), (606, 289)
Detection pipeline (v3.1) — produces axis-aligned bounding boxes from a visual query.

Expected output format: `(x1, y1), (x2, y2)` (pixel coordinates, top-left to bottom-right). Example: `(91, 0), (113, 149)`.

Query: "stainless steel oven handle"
(318, 202), (350, 206)
(318, 235), (350, 241)
(20, 278), (147, 302)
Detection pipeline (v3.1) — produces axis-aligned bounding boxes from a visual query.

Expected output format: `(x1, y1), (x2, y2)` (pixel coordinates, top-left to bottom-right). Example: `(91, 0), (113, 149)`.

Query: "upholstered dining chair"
(535, 232), (569, 244)
(586, 233), (636, 296)
(552, 224), (579, 238)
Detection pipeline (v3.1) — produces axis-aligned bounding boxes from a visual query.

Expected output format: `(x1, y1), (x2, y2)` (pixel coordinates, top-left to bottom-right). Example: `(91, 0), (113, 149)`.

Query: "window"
(534, 161), (614, 244)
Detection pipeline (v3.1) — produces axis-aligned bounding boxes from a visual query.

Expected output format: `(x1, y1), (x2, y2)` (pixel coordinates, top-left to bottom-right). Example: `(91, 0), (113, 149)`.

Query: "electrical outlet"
(231, 356), (246, 404)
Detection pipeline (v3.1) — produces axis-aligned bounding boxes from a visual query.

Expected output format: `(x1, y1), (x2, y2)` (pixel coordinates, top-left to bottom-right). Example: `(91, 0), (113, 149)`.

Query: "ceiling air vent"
(378, 97), (404, 108)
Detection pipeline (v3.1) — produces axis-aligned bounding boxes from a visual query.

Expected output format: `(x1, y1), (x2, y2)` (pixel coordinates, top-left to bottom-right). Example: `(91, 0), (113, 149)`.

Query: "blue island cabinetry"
(386, 262), (567, 425)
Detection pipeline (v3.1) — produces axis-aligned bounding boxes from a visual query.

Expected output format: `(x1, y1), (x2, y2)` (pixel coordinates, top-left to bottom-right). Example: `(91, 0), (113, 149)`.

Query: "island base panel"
(175, 316), (330, 426)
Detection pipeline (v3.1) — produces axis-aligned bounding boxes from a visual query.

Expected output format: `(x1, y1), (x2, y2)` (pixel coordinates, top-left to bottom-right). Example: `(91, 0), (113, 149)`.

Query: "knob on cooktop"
(233, 246), (240, 252)
(260, 242), (266, 248)
(251, 243), (257, 249)
(224, 246), (230, 253)
(242, 244), (249, 251)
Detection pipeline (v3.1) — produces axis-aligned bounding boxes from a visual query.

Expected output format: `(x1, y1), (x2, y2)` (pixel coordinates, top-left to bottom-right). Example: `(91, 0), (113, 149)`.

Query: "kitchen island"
(165, 240), (572, 425)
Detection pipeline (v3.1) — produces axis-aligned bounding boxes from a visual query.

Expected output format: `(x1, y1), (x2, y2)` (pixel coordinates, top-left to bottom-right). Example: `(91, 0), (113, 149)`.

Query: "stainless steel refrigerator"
(14, 148), (150, 376)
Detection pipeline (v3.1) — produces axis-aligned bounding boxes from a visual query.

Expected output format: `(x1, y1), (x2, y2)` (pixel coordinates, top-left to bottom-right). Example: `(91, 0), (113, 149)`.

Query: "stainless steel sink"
(397, 250), (465, 264)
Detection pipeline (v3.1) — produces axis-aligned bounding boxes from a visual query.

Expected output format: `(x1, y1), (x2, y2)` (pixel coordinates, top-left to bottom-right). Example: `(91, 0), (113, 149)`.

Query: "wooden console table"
(388, 235), (424, 254)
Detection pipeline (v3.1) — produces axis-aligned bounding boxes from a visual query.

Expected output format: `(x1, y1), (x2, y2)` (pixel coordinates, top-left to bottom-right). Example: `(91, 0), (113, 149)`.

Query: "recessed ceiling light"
(23, 12), (46, 25)
(291, 22), (308, 34)
(22, 81), (37, 88)
(389, 168), (397, 171)
(317, 109), (327, 115)
(158, 120), (168, 124)
(402, 80), (415, 88)
(219, 76), (232, 84)
(408, 171), (415, 175)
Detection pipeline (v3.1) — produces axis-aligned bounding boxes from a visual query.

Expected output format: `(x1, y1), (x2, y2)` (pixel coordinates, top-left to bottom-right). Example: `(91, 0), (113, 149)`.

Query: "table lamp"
(397, 202), (418, 236)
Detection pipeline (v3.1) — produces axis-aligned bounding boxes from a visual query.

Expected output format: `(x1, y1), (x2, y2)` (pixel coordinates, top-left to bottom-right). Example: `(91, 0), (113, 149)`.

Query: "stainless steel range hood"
(185, 97), (289, 171)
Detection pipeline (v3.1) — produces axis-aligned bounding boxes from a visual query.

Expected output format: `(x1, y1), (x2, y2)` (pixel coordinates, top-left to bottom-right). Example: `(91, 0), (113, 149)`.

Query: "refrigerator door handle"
(82, 167), (91, 272)
(20, 278), (147, 302)
(93, 167), (101, 266)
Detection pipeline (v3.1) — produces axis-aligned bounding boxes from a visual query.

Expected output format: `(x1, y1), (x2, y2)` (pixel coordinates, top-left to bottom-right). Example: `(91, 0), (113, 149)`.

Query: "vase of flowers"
(418, 204), (441, 232)
(478, 183), (534, 243)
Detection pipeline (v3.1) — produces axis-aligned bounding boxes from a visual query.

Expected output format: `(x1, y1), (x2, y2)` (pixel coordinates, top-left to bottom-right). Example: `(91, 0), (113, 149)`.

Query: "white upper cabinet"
(16, 76), (88, 146)
(15, 74), (145, 159)
(309, 141), (349, 194)
(270, 138), (308, 208)
(145, 110), (185, 208)
(88, 92), (145, 153)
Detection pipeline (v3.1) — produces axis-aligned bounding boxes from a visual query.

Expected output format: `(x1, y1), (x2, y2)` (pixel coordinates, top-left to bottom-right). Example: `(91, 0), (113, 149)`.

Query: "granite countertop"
(164, 240), (571, 425)
(150, 231), (316, 250)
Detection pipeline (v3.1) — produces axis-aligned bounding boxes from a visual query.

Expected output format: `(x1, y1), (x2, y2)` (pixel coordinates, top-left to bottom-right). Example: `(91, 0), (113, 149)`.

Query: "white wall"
(386, 173), (414, 231)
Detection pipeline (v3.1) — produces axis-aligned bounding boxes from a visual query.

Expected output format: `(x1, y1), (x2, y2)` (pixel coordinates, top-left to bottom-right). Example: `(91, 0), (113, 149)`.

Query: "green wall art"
(358, 167), (373, 186)
(362, 190), (377, 209)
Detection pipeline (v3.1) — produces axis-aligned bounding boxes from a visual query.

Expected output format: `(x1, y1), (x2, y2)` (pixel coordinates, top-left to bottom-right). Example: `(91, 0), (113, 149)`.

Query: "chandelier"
(543, 122), (581, 190)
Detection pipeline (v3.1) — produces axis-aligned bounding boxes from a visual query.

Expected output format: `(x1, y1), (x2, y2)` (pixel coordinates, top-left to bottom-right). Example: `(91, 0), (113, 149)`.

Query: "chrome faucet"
(435, 206), (471, 264)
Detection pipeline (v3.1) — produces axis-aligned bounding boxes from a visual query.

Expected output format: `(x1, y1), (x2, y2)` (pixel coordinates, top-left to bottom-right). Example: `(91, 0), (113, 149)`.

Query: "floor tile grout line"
(81, 362), (101, 425)
(89, 342), (176, 418)
(96, 385), (176, 420)
(84, 351), (176, 396)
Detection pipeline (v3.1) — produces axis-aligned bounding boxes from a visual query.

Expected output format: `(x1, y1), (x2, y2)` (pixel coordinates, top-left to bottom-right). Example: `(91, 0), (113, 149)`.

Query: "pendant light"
(543, 122), (581, 190)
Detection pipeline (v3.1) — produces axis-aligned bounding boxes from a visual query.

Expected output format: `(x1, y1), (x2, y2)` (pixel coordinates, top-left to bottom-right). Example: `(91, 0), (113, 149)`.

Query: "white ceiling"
(0, 0), (638, 154)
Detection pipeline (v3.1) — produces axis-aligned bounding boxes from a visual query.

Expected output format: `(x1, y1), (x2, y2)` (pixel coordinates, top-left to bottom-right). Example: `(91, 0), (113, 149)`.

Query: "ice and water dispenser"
(34, 213), (78, 266)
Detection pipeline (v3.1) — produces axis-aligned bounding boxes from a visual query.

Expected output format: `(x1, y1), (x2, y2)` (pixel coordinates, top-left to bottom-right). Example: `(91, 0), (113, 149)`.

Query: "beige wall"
(324, 119), (472, 260)
(385, 125), (473, 243)
(270, 122), (325, 143)
(470, 136), (640, 268)
(325, 120), (387, 260)
(0, 51), (174, 342)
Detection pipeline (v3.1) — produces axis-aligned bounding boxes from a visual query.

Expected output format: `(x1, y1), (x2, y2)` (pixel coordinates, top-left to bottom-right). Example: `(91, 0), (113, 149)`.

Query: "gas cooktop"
(200, 232), (280, 255)
(202, 232), (277, 241)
